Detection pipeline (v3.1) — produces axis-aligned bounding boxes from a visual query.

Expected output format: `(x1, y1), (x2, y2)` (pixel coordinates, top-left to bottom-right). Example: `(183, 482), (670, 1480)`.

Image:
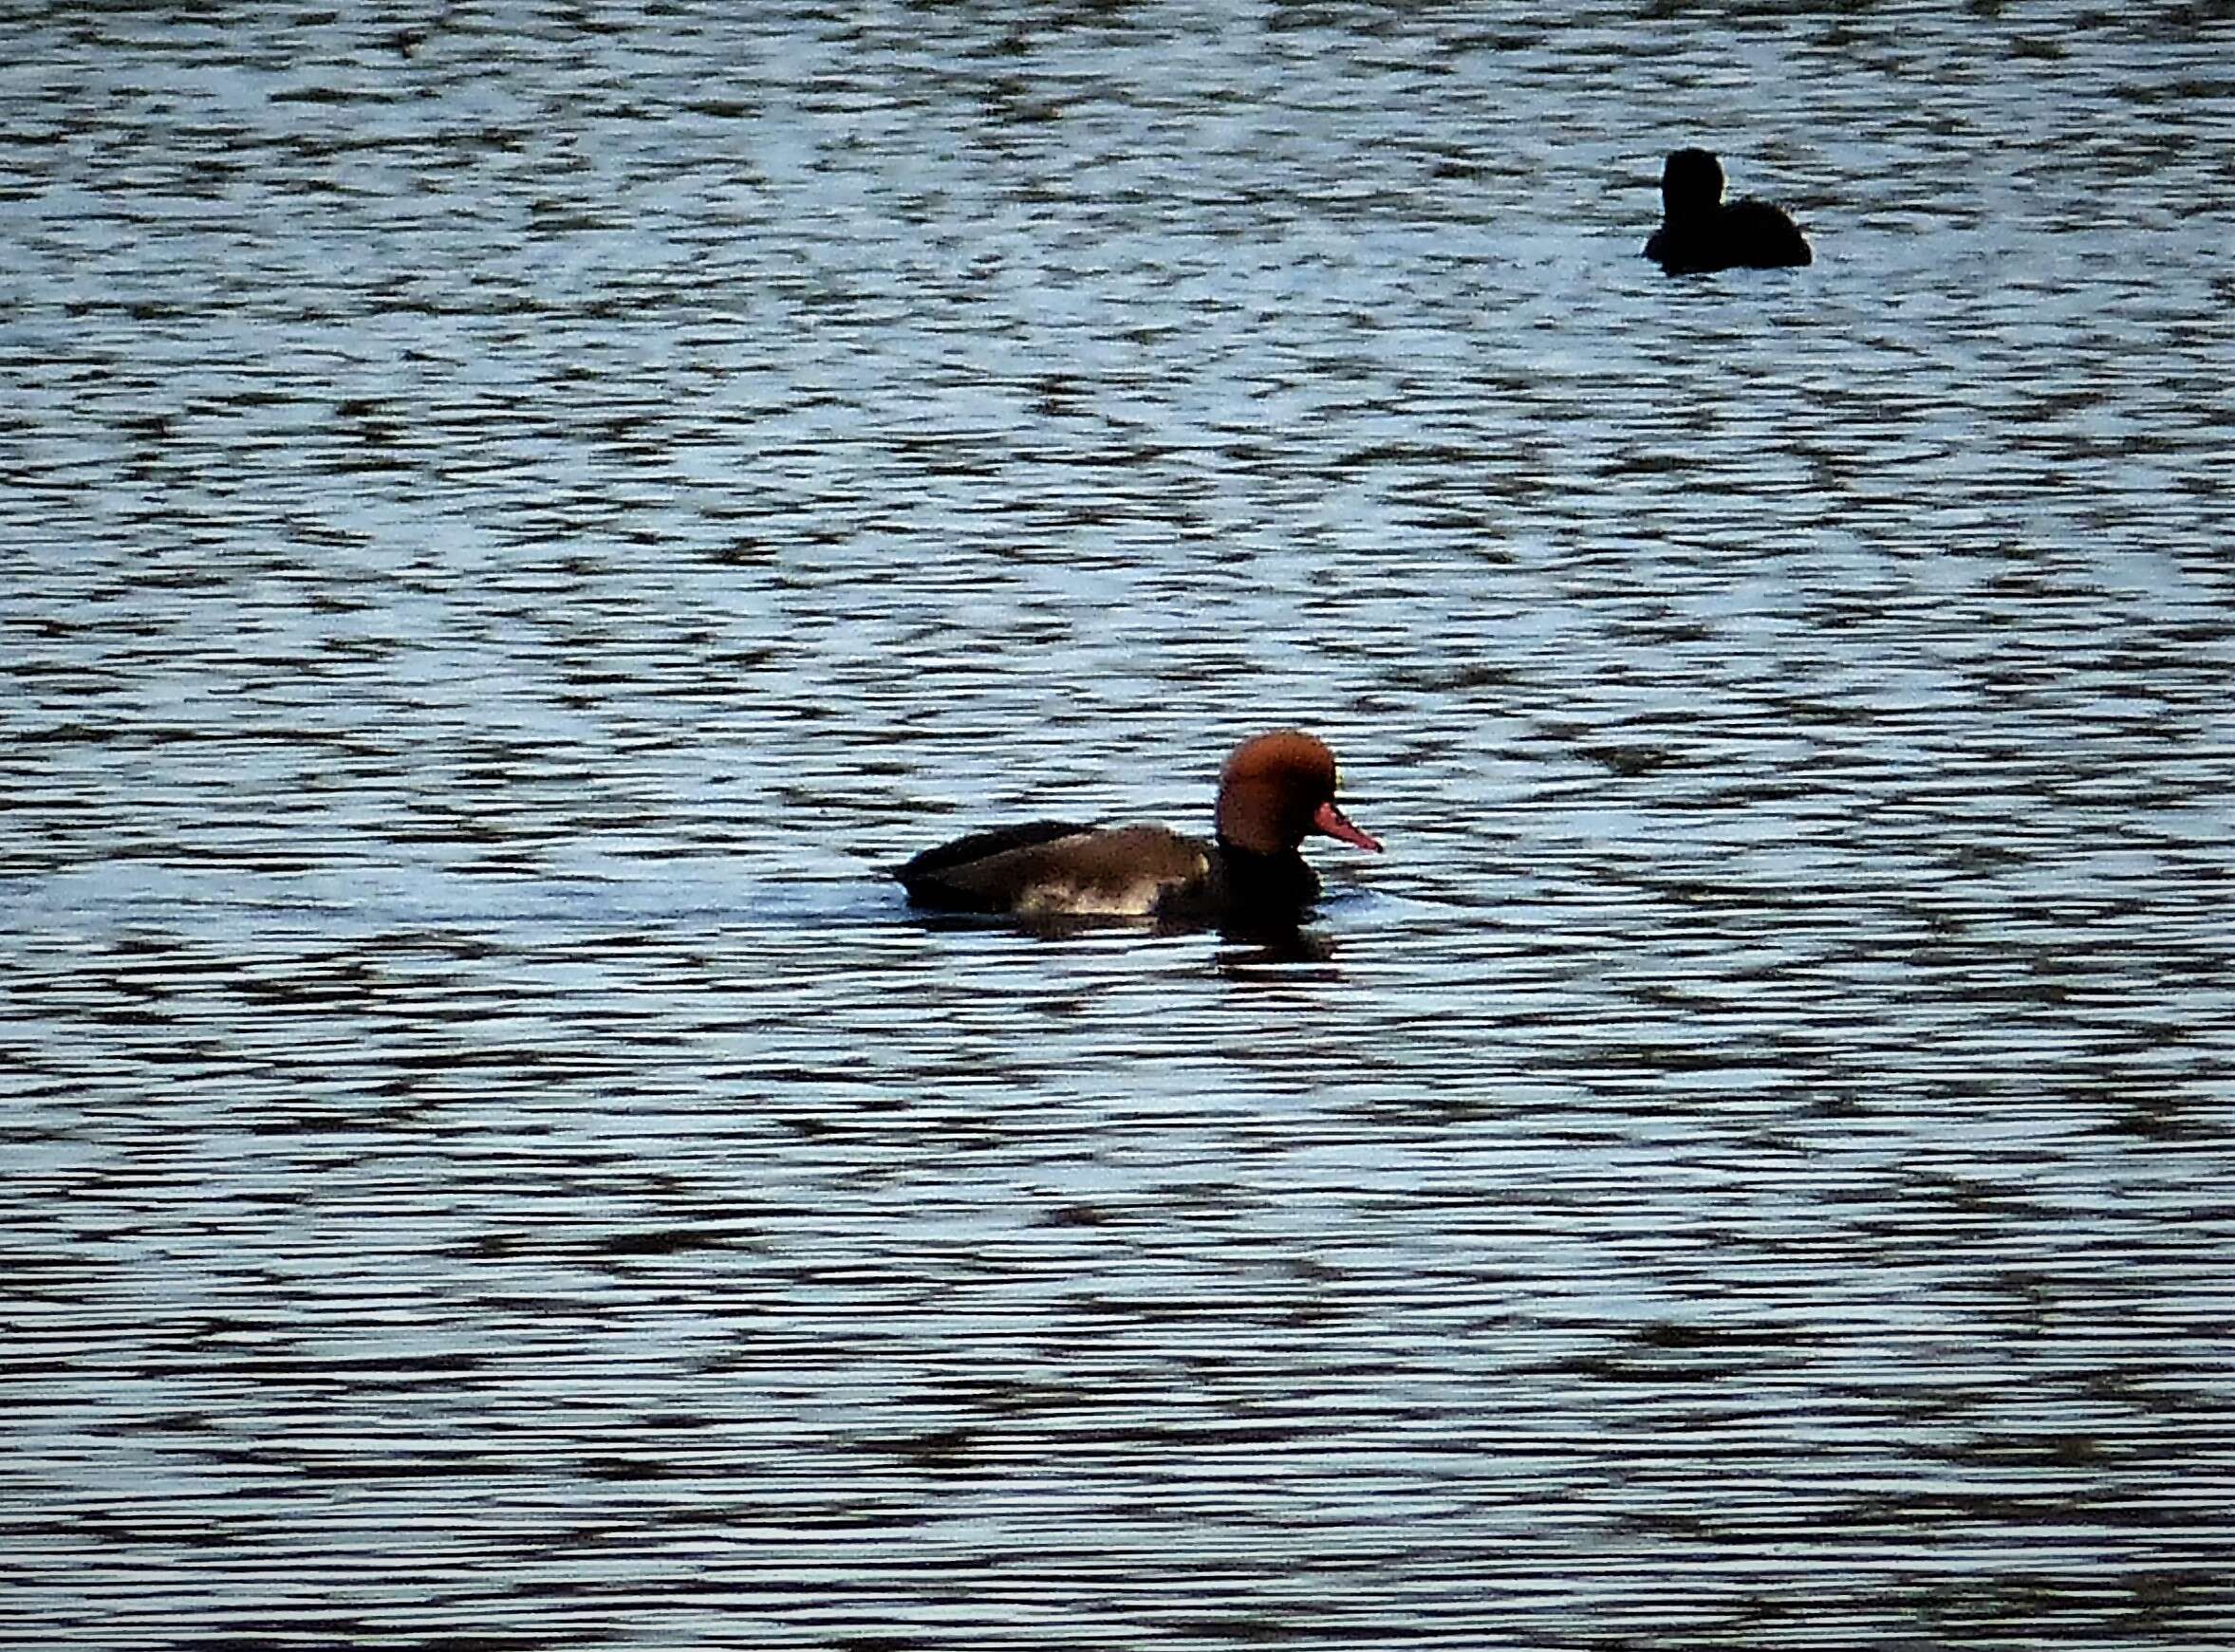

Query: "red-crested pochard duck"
(896, 730), (1381, 924)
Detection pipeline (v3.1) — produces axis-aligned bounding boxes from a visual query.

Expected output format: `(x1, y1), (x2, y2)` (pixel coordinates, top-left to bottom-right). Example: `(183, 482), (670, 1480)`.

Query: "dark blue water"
(5, 4), (2233, 1646)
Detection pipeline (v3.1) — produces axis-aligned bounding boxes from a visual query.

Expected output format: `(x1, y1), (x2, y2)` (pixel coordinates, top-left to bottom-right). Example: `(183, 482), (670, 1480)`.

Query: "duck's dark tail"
(894, 820), (1087, 908)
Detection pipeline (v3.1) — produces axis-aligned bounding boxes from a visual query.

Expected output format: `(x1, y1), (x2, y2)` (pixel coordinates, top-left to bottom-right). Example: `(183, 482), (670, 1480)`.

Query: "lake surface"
(5, 3), (2234, 1646)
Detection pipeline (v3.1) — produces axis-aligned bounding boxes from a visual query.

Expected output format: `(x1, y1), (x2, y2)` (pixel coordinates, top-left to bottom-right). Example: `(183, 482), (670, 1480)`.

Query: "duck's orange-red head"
(1214, 730), (1382, 857)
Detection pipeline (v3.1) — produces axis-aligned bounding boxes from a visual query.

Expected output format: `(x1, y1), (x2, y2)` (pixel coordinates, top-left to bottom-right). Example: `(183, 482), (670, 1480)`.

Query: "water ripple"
(6, 2), (2235, 1648)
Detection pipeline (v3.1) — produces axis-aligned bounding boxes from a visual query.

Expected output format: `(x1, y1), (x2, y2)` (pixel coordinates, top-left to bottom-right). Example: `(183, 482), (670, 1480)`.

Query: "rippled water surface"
(7, 3), (2235, 1646)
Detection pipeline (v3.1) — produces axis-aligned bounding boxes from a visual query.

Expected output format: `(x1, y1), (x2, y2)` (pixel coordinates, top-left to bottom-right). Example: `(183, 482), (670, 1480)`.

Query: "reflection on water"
(1212, 924), (1341, 974)
(5, 1), (2234, 1646)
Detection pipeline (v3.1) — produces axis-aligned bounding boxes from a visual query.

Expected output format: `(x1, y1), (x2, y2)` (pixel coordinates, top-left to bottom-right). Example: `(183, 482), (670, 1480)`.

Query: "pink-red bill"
(1313, 799), (1382, 853)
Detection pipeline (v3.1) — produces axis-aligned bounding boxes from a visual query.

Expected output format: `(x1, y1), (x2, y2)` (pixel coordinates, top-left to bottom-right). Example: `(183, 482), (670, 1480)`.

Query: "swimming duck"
(895, 730), (1381, 924)
(1645, 148), (1812, 274)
